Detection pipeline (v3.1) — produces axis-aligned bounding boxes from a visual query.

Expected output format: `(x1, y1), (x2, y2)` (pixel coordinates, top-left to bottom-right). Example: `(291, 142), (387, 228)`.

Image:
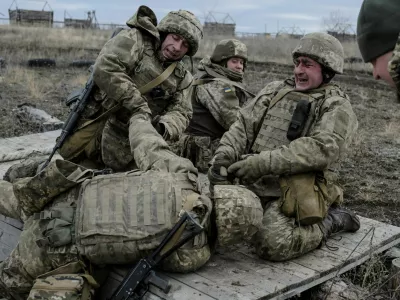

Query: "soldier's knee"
(161, 245), (211, 273)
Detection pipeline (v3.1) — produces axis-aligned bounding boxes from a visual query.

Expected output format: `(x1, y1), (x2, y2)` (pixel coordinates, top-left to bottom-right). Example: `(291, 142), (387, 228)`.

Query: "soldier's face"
(293, 56), (323, 91)
(161, 34), (189, 61)
(371, 51), (396, 87)
(226, 57), (244, 73)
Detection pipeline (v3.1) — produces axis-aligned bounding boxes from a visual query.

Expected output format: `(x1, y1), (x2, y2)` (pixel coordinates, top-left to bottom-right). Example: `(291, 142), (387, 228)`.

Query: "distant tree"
(322, 10), (354, 34)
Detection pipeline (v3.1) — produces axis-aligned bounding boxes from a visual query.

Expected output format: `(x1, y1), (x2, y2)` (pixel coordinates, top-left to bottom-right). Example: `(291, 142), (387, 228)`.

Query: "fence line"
(0, 18), (126, 30)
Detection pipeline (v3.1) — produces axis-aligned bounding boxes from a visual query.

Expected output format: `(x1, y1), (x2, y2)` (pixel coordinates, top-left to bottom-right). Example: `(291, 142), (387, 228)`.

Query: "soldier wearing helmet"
(209, 33), (360, 261)
(357, 0), (400, 91)
(59, 6), (203, 172)
(176, 39), (254, 195)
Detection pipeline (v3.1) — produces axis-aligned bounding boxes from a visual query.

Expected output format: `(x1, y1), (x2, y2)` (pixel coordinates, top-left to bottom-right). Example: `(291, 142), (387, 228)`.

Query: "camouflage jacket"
(189, 57), (250, 135)
(88, 6), (193, 141)
(214, 79), (358, 178)
(389, 33), (400, 92)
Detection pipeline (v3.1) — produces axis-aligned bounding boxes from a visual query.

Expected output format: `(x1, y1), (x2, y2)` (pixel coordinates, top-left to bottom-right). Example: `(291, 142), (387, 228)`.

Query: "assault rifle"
(40, 27), (124, 171)
(109, 211), (204, 300)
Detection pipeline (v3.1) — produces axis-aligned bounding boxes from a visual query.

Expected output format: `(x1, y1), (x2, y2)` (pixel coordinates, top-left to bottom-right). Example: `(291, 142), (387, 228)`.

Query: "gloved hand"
(227, 153), (270, 184)
(208, 165), (232, 186)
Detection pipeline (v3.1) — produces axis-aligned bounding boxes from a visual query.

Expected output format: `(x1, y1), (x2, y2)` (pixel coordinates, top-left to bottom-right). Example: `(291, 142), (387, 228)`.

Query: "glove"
(227, 153), (270, 183)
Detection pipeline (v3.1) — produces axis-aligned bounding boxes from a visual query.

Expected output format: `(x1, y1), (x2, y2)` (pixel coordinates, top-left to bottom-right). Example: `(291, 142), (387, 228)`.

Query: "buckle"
(33, 210), (62, 220)
(36, 237), (50, 248)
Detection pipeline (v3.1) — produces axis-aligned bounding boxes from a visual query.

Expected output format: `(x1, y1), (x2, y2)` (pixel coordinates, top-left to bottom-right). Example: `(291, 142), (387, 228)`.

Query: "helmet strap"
(322, 68), (336, 84)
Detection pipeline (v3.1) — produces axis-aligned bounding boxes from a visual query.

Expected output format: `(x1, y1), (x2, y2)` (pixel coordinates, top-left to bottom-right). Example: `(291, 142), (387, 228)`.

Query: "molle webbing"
(251, 88), (327, 153)
(74, 171), (196, 247)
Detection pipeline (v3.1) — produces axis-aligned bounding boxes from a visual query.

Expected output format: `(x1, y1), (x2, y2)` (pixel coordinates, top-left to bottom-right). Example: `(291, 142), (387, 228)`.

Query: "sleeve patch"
(224, 87), (233, 93)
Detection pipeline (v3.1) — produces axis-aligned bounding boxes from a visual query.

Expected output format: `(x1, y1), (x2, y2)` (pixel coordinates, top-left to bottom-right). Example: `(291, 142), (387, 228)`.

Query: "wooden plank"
(148, 274), (217, 300)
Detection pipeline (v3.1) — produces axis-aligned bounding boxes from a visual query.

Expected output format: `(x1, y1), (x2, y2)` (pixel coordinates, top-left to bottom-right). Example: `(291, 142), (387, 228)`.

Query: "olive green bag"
(279, 172), (334, 226)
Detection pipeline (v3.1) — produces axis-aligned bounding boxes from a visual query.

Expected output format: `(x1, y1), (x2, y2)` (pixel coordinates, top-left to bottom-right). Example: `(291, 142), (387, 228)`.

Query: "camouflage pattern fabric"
(0, 180), (25, 222)
(27, 274), (95, 300)
(60, 5), (193, 171)
(12, 160), (92, 218)
(129, 113), (198, 174)
(389, 33), (400, 92)
(213, 79), (358, 260)
(0, 167), (210, 297)
(213, 185), (263, 247)
(195, 58), (248, 129)
(292, 32), (344, 74)
(211, 39), (248, 65)
(3, 156), (46, 183)
(157, 9), (203, 56)
(254, 200), (323, 262)
(177, 56), (250, 171)
(214, 79), (358, 177)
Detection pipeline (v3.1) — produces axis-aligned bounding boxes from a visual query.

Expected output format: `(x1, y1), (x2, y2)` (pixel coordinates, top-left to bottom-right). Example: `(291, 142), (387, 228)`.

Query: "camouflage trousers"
(254, 200), (323, 262)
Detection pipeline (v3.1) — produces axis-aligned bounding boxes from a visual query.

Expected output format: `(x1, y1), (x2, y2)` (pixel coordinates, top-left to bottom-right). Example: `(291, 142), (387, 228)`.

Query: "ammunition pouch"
(28, 262), (99, 300)
(287, 99), (311, 141)
(279, 171), (343, 225)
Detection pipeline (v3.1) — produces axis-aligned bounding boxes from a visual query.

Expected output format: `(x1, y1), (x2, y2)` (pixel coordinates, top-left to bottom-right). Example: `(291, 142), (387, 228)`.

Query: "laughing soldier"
(209, 33), (361, 261)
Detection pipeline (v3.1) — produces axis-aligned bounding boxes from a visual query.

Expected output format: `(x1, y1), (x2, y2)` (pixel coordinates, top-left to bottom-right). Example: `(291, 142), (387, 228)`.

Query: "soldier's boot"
(318, 207), (360, 240)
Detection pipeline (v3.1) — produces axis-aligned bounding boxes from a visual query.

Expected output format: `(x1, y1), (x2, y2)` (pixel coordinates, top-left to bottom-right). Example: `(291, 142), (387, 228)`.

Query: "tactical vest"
(251, 84), (344, 153)
(247, 84), (345, 198)
(38, 171), (211, 266)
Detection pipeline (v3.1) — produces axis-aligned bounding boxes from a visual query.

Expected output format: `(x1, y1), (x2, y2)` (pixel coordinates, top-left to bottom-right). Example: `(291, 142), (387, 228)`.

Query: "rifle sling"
(78, 62), (178, 130)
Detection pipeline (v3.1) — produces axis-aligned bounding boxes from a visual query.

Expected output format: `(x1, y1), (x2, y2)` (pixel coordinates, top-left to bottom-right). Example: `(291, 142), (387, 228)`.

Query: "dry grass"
(0, 24), (370, 72)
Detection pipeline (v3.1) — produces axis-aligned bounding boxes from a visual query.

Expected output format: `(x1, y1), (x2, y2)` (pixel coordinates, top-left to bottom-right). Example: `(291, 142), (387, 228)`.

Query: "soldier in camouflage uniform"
(209, 33), (361, 261)
(0, 154), (211, 299)
(357, 0), (400, 91)
(176, 39), (253, 194)
(59, 5), (203, 172)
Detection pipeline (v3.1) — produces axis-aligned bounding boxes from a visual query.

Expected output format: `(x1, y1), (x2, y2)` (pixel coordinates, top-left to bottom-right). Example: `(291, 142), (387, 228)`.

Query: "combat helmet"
(213, 185), (263, 247)
(211, 39), (248, 66)
(157, 10), (203, 57)
(292, 32), (344, 74)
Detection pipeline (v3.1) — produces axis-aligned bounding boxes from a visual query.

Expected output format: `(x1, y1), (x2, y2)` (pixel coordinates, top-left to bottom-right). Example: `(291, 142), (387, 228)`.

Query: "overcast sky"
(0, 0), (364, 34)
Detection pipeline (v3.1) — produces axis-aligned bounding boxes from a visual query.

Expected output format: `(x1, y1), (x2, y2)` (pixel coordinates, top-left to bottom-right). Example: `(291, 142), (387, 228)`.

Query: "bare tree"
(322, 10), (354, 34)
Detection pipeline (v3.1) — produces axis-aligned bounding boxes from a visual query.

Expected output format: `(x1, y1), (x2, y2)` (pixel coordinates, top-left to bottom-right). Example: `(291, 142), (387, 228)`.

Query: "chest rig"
(251, 84), (341, 153)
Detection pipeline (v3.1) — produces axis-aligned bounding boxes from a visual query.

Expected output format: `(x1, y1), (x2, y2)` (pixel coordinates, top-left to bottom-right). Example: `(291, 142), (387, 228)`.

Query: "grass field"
(0, 24), (399, 299)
